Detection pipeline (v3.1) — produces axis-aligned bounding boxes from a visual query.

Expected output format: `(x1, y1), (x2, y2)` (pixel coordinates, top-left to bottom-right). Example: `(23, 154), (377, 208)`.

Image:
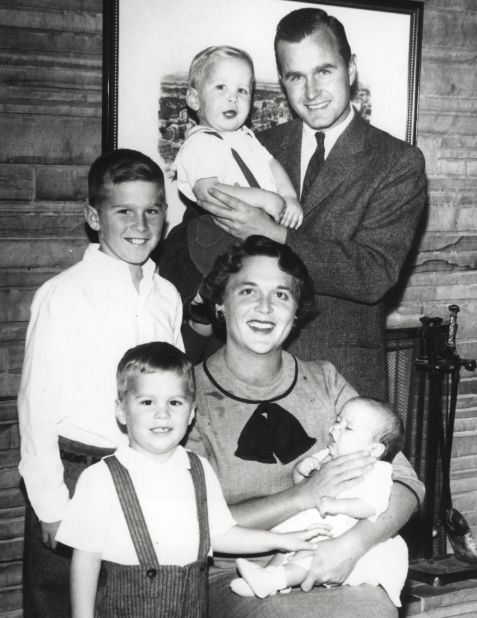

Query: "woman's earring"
(215, 308), (224, 322)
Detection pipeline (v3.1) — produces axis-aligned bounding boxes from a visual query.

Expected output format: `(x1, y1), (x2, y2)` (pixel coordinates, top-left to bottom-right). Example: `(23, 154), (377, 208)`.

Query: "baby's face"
(327, 400), (382, 458)
(193, 56), (253, 132)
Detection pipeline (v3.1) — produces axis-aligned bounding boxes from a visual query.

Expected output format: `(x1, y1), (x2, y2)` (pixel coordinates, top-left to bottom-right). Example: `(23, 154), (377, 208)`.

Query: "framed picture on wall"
(103, 0), (423, 228)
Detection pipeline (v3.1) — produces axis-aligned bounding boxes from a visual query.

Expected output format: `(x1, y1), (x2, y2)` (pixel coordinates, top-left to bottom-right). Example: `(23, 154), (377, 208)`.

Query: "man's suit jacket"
(259, 113), (427, 399)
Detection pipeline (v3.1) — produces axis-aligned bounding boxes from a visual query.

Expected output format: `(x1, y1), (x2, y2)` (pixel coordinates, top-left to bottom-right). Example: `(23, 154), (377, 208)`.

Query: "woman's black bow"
(235, 402), (316, 464)
(203, 356), (316, 465)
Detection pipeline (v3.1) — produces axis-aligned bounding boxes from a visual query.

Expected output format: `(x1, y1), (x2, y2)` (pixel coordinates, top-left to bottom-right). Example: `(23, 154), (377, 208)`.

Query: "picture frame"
(102, 0), (423, 228)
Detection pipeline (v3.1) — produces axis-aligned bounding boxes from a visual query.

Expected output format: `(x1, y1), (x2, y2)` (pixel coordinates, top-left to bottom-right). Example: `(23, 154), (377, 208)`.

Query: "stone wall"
(0, 1), (102, 613)
(0, 0), (476, 615)
(406, 0), (477, 554)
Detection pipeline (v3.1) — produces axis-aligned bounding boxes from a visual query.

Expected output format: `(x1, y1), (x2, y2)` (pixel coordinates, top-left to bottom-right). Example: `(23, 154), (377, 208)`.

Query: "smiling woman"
(215, 253), (299, 359)
(186, 235), (425, 618)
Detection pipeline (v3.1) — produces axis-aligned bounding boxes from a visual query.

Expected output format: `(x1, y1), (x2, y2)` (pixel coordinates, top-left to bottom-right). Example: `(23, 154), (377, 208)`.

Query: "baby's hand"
(317, 496), (334, 517)
(260, 191), (286, 222)
(280, 198), (303, 229)
(292, 456), (320, 485)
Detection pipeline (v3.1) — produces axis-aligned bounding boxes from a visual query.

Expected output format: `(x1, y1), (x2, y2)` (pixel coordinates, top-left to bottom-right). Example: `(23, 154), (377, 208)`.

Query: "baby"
(175, 45), (303, 281)
(231, 397), (409, 607)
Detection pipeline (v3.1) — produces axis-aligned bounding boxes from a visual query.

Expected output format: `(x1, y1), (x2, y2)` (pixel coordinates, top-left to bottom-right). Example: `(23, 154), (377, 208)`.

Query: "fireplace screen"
(386, 314), (476, 563)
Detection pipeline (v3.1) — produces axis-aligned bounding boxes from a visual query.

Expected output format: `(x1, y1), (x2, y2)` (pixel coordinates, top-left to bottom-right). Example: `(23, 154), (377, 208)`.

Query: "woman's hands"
(294, 452), (375, 511)
(300, 533), (362, 591)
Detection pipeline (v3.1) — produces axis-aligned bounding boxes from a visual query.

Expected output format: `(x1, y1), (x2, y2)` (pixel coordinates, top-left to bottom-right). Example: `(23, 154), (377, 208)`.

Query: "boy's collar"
(186, 124), (251, 140)
(115, 443), (191, 470)
(84, 244), (156, 280)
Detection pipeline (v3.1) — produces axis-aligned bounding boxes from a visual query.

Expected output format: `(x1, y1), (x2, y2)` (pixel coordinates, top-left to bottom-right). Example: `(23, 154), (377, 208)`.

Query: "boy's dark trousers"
(158, 205), (224, 365)
(22, 438), (115, 618)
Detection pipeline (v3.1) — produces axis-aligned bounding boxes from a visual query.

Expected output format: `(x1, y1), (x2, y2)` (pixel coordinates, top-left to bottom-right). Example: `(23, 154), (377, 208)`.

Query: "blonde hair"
(116, 342), (195, 402)
(188, 45), (254, 89)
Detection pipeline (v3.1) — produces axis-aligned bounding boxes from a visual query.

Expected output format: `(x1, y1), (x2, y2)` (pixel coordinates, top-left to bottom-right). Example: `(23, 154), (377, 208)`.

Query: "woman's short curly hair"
(200, 235), (316, 325)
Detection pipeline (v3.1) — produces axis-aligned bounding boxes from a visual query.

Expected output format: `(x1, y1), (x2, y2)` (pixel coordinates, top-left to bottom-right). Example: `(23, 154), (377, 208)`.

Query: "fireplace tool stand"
(408, 305), (477, 585)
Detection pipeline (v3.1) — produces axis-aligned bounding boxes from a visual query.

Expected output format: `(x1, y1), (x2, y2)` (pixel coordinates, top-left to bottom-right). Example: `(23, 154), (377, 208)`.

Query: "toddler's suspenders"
(205, 131), (261, 189)
(103, 455), (160, 569)
(103, 452), (210, 565)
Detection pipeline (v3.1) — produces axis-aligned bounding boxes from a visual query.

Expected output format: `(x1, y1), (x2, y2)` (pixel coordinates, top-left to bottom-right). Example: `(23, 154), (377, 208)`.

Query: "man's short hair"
(188, 45), (255, 89)
(88, 148), (165, 209)
(116, 342), (195, 402)
(274, 8), (352, 74)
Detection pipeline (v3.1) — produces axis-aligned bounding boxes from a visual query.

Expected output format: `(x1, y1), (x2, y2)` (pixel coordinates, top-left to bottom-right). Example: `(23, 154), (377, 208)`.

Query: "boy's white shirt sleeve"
(56, 463), (111, 553)
(171, 287), (184, 352)
(151, 271), (184, 352)
(17, 283), (71, 522)
(175, 133), (229, 201)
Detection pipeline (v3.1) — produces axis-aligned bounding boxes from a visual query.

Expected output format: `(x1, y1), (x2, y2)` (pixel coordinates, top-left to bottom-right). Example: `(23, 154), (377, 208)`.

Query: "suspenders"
(103, 455), (159, 569)
(204, 131), (261, 189)
(103, 451), (210, 567)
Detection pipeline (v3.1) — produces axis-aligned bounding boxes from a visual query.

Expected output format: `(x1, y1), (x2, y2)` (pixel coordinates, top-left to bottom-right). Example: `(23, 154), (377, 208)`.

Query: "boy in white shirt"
(231, 397), (409, 607)
(57, 342), (322, 617)
(18, 149), (183, 617)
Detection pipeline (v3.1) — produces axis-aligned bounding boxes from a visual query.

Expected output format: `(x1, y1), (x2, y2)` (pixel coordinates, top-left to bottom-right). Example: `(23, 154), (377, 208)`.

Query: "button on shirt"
(56, 446), (236, 566)
(18, 244), (183, 522)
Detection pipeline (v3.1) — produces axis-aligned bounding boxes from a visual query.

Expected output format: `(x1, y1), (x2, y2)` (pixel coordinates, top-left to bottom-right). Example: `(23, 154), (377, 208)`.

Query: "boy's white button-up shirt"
(56, 446), (236, 565)
(18, 244), (184, 522)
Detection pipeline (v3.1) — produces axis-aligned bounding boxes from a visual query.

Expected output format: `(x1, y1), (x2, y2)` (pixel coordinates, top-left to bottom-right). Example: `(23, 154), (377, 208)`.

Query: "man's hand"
(40, 520), (61, 550)
(198, 184), (287, 243)
(301, 534), (361, 591)
(295, 452), (375, 511)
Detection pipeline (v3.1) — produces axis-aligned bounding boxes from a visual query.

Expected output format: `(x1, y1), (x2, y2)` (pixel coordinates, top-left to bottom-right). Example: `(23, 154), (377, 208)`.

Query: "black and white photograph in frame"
(103, 0), (423, 229)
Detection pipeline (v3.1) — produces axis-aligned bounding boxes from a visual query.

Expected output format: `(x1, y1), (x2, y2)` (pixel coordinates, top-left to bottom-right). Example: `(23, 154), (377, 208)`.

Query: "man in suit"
(198, 7), (427, 399)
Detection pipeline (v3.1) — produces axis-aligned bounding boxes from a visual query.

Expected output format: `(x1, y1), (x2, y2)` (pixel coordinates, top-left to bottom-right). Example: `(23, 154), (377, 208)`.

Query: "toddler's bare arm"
(269, 158), (303, 229)
(71, 548), (101, 618)
(317, 496), (376, 519)
(212, 524), (323, 555)
(194, 179), (285, 222)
